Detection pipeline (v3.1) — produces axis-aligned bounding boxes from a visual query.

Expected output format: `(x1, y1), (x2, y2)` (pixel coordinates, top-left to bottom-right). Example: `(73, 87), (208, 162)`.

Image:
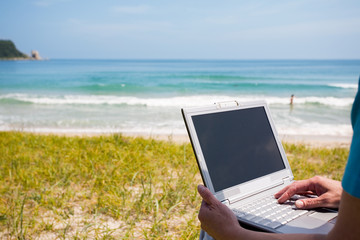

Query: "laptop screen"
(192, 106), (285, 192)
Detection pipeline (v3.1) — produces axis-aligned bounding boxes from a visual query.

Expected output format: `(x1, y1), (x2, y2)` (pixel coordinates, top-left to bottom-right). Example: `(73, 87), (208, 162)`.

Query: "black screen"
(192, 107), (285, 192)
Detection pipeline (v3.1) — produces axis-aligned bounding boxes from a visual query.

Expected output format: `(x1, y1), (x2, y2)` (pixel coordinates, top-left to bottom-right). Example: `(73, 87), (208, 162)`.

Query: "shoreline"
(5, 130), (352, 148)
(118, 133), (352, 148)
(278, 134), (351, 148)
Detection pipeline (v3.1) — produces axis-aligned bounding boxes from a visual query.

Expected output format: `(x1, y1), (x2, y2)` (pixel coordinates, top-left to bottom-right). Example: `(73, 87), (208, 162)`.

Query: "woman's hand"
(275, 176), (342, 209)
(197, 185), (244, 240)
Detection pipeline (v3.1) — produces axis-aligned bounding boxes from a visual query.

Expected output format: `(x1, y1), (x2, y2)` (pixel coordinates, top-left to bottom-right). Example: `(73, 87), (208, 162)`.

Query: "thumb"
(295, 197), (323, 209)
(197, 185), (217, 205)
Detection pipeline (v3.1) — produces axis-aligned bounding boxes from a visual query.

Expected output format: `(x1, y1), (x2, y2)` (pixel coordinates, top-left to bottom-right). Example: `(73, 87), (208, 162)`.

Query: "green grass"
(0, 132), (349, 239)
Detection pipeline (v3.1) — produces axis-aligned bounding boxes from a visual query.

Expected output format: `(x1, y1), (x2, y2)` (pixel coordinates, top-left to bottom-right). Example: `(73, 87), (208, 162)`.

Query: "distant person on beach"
(197, 80), (360, 240)
(290, 94), (294, 105)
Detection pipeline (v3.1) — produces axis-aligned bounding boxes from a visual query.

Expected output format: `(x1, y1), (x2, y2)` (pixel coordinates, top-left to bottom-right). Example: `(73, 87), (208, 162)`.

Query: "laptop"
(182, 100), (338, 234)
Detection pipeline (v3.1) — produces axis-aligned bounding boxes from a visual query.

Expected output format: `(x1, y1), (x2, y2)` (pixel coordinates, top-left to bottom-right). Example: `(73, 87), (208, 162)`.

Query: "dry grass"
(0, 132), (349, 239)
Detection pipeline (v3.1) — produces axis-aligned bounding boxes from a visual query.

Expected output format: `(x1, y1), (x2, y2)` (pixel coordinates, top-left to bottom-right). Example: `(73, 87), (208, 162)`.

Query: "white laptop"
(182, 100), (338, 234)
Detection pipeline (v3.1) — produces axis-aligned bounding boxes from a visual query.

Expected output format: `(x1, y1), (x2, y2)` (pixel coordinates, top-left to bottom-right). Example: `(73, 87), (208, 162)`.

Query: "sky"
(1, 0), (360, 59)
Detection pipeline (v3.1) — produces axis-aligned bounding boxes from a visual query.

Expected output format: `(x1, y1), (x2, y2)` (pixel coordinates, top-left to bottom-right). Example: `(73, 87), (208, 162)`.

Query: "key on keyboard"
(232, 194), (308, 229)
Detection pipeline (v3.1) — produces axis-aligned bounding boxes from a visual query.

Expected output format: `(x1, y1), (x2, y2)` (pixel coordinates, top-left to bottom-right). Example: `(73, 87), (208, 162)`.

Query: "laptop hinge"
(282, 176), (293, 184)
(228, 180), (284, 204)
(216, 101), (239, 109)
(221, 199), (230, 206)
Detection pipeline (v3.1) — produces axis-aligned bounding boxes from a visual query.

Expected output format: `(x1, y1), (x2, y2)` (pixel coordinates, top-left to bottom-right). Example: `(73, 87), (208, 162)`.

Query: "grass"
(0, 132), (349, 239)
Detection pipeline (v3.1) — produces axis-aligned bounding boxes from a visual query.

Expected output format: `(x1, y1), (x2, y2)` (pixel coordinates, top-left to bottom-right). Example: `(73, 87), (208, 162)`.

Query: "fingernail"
(295, 200), (304, 209)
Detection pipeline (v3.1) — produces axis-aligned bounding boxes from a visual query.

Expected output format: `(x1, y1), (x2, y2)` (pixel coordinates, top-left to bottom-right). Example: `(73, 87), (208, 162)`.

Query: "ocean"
(0, 59), (359, 138)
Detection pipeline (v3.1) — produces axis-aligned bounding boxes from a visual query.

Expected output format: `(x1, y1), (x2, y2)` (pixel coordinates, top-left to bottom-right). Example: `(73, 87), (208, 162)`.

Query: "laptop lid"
(182, 101), (294, 204)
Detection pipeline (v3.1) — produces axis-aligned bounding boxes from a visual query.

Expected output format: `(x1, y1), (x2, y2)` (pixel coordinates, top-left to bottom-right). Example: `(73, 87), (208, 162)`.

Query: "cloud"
(112, 5), (151, 14)
(239, 17), (360, 39)
(202, 16), (238, 25)
(65, 18), (172, 37)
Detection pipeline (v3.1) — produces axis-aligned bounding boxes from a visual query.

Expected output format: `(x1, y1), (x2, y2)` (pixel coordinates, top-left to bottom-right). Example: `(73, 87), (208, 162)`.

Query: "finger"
(276, 180), (315, 203)
(295, 197), (324, 209)
(274, 185), (290, 198)
(198, 185), (217, 205)
(297, 191), (316, 196)
(198, 200), (209, 224)
(274, 185), (314, 198)
(199, 200), (209, 216)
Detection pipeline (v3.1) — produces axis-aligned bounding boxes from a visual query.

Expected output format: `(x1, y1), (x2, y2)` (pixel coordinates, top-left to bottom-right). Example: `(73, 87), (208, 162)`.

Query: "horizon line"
(35, 58), (360, 61)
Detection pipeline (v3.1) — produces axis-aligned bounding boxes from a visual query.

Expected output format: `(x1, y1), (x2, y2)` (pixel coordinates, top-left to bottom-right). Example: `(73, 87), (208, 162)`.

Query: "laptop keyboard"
(232, 194), (308, 229)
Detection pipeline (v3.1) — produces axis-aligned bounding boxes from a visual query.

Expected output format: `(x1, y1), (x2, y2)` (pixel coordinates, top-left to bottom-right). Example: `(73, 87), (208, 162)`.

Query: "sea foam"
(0, 93), (354, 108)
(328, 83), (358, 89)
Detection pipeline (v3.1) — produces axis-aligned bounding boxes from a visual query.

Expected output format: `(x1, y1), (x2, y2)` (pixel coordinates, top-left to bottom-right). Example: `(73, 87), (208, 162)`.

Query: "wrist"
(219, 224), (246, 240)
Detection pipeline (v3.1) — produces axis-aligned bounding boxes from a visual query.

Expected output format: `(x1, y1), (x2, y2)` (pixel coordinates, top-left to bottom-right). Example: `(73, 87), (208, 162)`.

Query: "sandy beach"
(125, 132), (352, 148)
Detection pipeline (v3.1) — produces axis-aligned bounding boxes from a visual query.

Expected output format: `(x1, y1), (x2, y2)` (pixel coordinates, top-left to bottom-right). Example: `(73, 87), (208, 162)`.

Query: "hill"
(0, 40), (29, 59)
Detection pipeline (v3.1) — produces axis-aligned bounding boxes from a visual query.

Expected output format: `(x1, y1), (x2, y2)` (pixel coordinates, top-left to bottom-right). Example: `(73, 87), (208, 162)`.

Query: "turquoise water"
(0, 59), (359, 136)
